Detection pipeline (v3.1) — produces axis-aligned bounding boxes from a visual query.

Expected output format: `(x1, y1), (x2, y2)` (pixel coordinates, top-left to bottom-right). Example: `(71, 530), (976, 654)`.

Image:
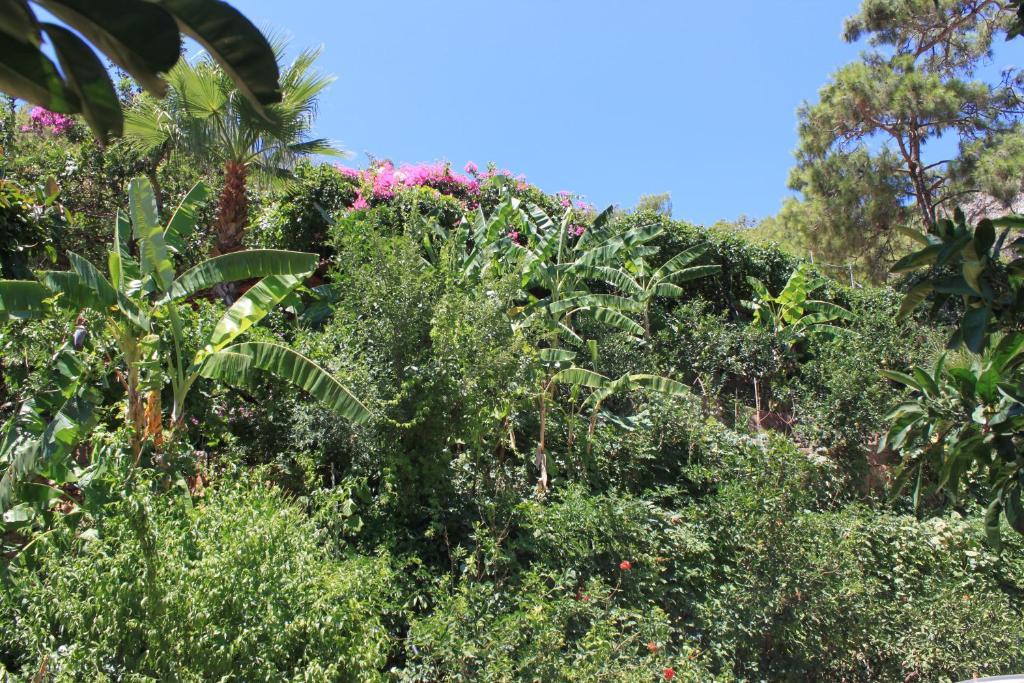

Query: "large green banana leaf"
(169, 250), (317, 302)
(199, 342), (369, 423)
(204, 274), (303, 353)
(0, 280), (49, 320)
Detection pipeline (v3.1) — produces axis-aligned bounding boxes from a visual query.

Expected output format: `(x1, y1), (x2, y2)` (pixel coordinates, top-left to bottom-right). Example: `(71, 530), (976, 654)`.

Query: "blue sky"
(230, 0), (1018, 225)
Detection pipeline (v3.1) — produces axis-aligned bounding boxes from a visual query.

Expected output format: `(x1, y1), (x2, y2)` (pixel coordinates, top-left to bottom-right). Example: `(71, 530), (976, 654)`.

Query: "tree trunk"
(213, 161), (249, 303)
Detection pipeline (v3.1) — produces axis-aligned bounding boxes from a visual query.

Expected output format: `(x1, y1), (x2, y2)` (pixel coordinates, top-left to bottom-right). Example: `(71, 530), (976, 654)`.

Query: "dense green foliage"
(2, 2), (1024, 681)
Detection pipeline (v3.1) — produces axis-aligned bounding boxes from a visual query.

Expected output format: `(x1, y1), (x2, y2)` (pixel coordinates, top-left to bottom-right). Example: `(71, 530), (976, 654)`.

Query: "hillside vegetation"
(3, 1), (1024, 681)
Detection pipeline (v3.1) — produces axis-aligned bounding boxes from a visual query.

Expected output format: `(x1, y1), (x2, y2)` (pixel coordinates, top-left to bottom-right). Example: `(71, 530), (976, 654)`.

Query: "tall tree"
(789, 0), (1023, 274)
(124, 44), (339, 289)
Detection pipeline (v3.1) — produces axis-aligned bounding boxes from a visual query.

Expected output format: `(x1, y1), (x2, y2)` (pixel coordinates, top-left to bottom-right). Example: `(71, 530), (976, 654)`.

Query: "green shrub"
(0, 484), (393, 681)
(685, 427), (1024, 682)
(249, 161), (358, 256)
(403, 568), (715, 682)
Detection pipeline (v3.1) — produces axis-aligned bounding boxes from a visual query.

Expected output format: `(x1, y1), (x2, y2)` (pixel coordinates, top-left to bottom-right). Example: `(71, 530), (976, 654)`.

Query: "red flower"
(663, 667), (676, 680)
(581, 594), (590, 602)
(647, 641), (658, 653)
(619, 560), (632, 571)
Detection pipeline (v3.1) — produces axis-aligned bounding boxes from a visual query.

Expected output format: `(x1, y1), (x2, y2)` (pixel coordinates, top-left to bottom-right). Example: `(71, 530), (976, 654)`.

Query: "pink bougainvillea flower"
(335, 165), (361, 179)
(464, 161), (478, 175)
(351, 191), (369, 210)
(619, 560), (632, 571)
(24, 106), (74, 135)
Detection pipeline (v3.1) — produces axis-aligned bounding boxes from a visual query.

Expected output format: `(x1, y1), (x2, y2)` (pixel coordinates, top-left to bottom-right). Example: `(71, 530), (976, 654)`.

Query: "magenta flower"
(351, 191), (369, 210)
(335, 165), (361, 179)
(23, 106), (74, 135)
(464, 161), (478, 175)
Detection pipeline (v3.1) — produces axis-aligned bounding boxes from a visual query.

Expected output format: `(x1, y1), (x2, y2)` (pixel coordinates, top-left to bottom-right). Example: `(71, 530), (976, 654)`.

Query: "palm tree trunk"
(213, 160), (249, 303)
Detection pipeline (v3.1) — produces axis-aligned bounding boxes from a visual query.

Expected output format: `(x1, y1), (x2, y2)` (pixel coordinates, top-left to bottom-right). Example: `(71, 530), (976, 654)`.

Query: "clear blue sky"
(229, 0), (1013, 225)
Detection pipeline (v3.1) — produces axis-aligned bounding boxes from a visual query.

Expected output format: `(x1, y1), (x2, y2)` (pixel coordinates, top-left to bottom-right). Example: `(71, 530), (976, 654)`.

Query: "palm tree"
(124, 43), (339, 292)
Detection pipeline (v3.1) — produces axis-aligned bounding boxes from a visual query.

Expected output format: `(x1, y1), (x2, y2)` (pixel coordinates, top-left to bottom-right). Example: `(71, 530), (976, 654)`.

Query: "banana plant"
(527, 344), (689, 491)
(576, 234), (721, 338)
(882, 332), (1024, 546)
(552, 364), (690, 446)
(550, 360), (690, 467)
(509, 203), (647, 344)
(0, 176), (367, 512)
(743, 263), (854, 347)
(741, 263), (854, 426)
(0, 342), (101, 518)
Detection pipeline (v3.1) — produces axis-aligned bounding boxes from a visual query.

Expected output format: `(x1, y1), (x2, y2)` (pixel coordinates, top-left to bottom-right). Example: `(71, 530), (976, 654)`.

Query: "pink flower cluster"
(21, 106), (74, 135)
(336, 160), (481, 202)
(480, 166), (527, 184)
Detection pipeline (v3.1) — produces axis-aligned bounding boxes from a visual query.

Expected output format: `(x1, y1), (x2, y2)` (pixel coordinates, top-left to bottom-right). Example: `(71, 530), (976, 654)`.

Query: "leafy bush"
(0, 484), (393, 681)
(684, 424), (1024, 682)
(403, 568), (714, 682)
(249, 161), (358, 257)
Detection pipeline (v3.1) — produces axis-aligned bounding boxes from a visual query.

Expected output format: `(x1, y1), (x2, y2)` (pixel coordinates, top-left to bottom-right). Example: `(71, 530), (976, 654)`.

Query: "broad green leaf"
(962, 259), (986, 295)
(0, 32), (78, 113)
(650, 282), (685, 298)
(961, 306), (990, 354)
(896, 224), (933, 246)
(985, 497), (1003, 551)
(975, 219), (996, 256)
(803, 300), (855, 322)
(880, 369), (922, 391)
(577, 243), (624, 267)
(41, 23), (122, 144)
(36, 0), (179, 96)
(1006, 488), (1024, 535)
(548, 293), (642, 316)
(551, 368), (609, 389)
(931, 275), (980, 296)
(169, 250), (316, 301)
(538, 348), (577, 365)
(574, 265), (641, 295)
(911, 367), (939, 399)
(205, 274), (303, 353)
(0, 0), (39, 45)
(630, 374), (689, 397)
(0, 280), (48, 320)
(619, 224), (664, 249)
(164, 181), (210, 252)
(129, 177), (174, 291)
(897, 281), (933, 320)
(653, 242), (711, 280)
(992, 215), (1024, 229)
(746, 276), (770, 299)
(110, 209), (138, 286)
(67, 252), (117, 307)
(38, 271), (103, 311)
(661, 264), (721, 285)
(576, 205), (615, 250)
(200, 342), (369, 422)
(156, 0), (282, 109)
(891, 244), (942, 273)
(591, 307), (644, 336)
(936, 233), (973, 268)
(128, 176), (160, 236)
